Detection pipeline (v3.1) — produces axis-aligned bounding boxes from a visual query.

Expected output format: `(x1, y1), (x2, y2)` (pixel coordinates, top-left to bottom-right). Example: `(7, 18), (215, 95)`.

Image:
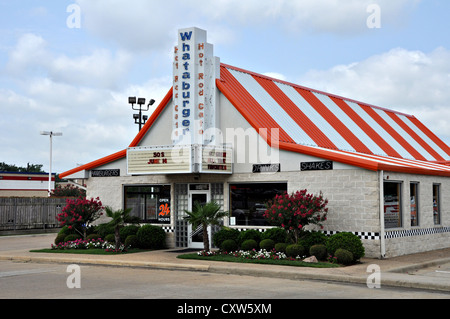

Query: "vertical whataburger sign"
(127, 27), (231, 176)
(172, 27), (220, 145)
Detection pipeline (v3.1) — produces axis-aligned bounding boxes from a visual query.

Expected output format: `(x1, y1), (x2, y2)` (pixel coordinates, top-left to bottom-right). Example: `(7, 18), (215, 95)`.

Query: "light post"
(129, 97), (155, 131)
(40, 131), (62, 196)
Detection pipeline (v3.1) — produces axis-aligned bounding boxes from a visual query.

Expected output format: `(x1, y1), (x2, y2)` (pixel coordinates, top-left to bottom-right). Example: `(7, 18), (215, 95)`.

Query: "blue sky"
(1, 0), (449, 173)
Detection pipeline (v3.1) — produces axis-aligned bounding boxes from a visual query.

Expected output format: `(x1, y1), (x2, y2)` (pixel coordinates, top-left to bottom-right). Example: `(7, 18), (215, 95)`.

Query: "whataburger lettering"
(173, 41), (205, 134)
(173, 29), (206, 143)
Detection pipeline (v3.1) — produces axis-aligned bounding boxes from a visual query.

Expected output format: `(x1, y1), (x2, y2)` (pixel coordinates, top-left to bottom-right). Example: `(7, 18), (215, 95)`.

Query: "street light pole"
(40, 131), (62, 196)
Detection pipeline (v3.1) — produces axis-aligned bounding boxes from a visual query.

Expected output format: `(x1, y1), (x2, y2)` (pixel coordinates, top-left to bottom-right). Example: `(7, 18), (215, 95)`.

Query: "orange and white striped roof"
(217, 64), (450, 176)
(60, 63), (450, 178)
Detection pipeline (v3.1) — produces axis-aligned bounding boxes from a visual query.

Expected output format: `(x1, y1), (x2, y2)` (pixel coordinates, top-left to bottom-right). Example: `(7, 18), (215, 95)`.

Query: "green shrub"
(335, 248), (354, 265)
(221, 239), (238, 252)
(137, 225), (166, 249)
(54, 233), (66, 245)
(95, 223), (115, 238)
(238, 229), (261, 246)
(299, 231), (328, 253)
(286, 244), (305, 258)
(241, 239), (258, 251)
(275, 242), (287, 253)
(120, 225), (140, 242)
(124, 235), (139, 248)
(64, 234), (81, 242)
(86, 233), (101, 241)
(105, 234), (115, 243)
(259, 239), (275, 251)
(261, 227), (287, 243)
(58, 225), (75, 236)
(85, 226), (98, 236)
(326, 232), (365, 262)
(213, 227), (240, 249)
(309, 244), (327, 261)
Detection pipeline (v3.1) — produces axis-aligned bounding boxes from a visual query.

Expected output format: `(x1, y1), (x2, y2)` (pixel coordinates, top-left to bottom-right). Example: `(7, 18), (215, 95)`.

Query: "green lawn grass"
(177, 253), (340, 268)
(30, 248), (341, 268)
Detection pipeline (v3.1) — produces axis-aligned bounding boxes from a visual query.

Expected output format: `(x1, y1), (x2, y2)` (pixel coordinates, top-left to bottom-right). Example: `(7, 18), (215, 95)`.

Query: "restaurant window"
(124, 185), (171, 224)
(410, 182), (419, 227)
(229, 183), (287, 226)
(384, 181), (402, 228)
(433, 184), (441, 225)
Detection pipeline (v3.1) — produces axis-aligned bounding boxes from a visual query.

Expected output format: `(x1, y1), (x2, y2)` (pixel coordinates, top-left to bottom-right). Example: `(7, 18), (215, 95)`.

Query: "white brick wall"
(84, 164), (450, 258)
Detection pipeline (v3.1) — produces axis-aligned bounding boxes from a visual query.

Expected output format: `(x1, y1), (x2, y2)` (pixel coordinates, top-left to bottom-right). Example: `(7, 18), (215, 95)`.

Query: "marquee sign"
(199, 145), (233, 174)
(127, 146), (193, 175)
(127, 145), (232, 175)
(172, 27), (220, 145)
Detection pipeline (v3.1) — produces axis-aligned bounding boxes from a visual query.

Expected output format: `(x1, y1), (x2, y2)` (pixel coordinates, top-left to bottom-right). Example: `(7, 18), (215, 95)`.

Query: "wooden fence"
(0, 197), (67, 231)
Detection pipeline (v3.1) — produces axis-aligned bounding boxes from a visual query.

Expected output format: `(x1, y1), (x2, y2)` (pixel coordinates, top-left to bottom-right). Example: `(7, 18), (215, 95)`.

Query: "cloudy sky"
(1, 0), (449, 174)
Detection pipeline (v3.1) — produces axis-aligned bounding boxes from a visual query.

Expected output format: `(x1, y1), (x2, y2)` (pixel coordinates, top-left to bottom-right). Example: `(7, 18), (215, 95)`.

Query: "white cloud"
(1, 32), (172, 173)
(5, 33), (48, 77)
(5, 33), (133, 90)
(50, 49), (132, 89)
(262, 72), (288, 82)
(299, 47), (450, 145)
(74, 0), (420, 53)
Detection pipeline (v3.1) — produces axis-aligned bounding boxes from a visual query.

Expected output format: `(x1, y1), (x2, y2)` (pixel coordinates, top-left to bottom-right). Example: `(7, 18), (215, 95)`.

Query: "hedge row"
(213, 228), (365, 265)
(55, 224), (166, 250)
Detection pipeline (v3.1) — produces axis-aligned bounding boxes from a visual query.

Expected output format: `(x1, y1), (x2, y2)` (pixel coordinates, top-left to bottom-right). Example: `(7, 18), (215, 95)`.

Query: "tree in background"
(0, 162), (44, 173)
(264, 190), (328, 244)
(51, 184), (86, 198)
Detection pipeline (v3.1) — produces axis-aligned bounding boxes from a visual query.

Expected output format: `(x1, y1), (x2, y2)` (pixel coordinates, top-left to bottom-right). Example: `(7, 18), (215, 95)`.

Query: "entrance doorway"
(188, 185), (211, 249)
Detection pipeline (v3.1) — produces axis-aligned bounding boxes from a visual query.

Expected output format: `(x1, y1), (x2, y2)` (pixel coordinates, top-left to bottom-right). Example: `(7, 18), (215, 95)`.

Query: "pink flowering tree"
(57, 197), (104, 240)
(263, 190), (328, 244)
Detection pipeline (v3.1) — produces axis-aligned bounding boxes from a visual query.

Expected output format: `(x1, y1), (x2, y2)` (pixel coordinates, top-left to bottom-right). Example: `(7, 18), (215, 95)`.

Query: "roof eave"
(59, 87), (173, 179)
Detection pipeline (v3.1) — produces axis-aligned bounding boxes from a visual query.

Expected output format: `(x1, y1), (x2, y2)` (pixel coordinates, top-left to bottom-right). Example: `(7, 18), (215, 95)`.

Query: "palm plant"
(104, 206), (139, 251)
(184, 201), (227, 251)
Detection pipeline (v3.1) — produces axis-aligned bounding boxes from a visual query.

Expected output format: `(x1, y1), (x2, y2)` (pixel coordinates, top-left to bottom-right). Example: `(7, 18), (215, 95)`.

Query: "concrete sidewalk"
(1, 233), (450, 293)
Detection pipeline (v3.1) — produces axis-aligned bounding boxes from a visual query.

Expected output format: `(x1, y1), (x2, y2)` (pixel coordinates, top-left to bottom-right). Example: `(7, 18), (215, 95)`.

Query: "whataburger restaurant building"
(60, 27), (450, 258)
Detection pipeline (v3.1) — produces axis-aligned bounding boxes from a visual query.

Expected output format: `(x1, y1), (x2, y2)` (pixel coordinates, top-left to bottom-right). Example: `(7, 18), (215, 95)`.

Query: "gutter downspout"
(379, 170), (386, 259)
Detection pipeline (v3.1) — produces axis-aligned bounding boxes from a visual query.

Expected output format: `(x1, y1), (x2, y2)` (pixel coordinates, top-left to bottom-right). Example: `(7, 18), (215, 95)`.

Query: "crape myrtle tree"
(57, 197), (104, 240)
(263, 190), (328, 244)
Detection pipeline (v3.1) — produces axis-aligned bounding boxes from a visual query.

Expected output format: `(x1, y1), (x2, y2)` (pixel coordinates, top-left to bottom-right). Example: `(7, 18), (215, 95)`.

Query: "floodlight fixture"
(128, 96), (154, 132)
(128, 97), (137, 105)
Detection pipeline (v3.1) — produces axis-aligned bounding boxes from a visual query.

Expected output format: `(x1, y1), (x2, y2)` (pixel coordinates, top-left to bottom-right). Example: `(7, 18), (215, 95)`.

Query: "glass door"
(188, 190), (210, 249)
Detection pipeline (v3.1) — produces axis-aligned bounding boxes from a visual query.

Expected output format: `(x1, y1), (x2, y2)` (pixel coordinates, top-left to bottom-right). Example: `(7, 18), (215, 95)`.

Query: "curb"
(1, 254), (450, 293)
(0, 255), (210, 272)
